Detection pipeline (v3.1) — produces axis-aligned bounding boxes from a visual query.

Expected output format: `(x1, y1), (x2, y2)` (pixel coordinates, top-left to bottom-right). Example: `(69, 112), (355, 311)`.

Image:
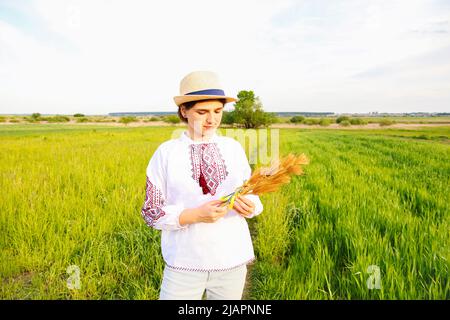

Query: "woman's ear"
(180, 106), (186, 118)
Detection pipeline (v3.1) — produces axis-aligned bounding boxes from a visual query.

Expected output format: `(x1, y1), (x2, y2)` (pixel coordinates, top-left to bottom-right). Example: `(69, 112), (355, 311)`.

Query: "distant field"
(1, 114), (450, 125)
(276, 116), (450, 124)
(1, 125), (449, 299)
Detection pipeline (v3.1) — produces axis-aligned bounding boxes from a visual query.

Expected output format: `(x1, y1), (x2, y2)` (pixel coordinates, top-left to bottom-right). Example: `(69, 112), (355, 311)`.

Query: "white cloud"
(0, 0), (449, 114)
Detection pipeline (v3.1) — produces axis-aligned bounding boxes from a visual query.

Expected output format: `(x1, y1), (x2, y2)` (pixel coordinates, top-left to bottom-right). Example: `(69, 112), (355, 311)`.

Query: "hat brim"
(174, 95), (238, 107)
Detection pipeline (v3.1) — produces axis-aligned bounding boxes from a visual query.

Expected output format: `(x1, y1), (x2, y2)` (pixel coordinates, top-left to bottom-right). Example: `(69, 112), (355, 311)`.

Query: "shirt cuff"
(242, 194), (263, 219)
(160, 204), (189, 230)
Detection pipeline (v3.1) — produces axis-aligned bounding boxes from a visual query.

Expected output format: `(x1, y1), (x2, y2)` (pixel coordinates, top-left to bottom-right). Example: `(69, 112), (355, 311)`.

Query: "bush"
(271, 116), (282, 124)
(260, 112), (277, 126)
(350, 118), (368, 125)
(163, 115), (181, 124)
(379, 119), (396, 126)
(319, 118), (331, 126)
(9, 119), (20, 123)
(336, 116), (350, 123)
(76, 117), (89, 123)
(304, 118), (320, 125)
(0, 116), (6, 122)
(94, 118), (113, 123)
(46, 116), (70, 123)
(119, 116), (137, 125)
(73, 113), (85, 117)
(143, 116), (161, 122)
(339, 120), (351, 127)
(290, 116), (305, 124)
(271, 116), (286, 123)
(24, 117), (38, 123)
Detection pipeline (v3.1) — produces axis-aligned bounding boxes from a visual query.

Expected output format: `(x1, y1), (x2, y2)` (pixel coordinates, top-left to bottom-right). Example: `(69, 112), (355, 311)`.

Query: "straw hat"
(173, 71), (238, 106)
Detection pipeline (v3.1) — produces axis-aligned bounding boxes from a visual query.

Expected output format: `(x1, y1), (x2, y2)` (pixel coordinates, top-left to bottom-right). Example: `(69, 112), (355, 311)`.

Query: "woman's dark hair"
(178, 99), (226, 123)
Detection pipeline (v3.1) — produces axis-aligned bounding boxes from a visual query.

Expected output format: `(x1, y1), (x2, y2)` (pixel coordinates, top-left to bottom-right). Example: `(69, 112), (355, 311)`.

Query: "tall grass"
(1, 125), (449, 299)
(250, 128), (449, 299)
(1, 126), (174, 299)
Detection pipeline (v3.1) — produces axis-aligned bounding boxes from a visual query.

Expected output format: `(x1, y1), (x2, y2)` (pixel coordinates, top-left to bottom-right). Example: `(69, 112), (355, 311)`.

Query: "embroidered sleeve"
(236, 141), (264, 218)
(141, 177), (166, 227)
(141, 146), (187, 231)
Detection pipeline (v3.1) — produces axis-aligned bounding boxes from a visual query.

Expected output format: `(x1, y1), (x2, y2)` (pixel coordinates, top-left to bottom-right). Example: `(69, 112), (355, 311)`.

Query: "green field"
(1, 124), (449, 299)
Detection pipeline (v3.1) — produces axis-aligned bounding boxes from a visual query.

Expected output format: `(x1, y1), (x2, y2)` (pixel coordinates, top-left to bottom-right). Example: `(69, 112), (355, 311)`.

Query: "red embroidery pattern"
(141, 177), (166, 227)
(190, 143), (228, 195)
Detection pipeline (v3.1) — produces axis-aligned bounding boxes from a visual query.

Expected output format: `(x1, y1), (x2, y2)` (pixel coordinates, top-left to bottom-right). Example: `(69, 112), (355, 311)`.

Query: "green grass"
(1, 125), (449, 299)
(0, 126), (174, 299)
(250, 127), (449, 299)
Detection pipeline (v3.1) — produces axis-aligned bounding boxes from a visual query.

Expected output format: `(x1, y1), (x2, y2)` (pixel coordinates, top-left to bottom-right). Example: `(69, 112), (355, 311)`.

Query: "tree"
(221, 111), (235, 125)
(31, 113), (41, 120)
(290, 116), (305, 123)
(231, 90), (276, 128)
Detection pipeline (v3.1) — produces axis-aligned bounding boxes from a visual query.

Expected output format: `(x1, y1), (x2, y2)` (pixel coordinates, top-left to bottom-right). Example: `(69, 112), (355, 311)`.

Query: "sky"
(1, 0), (450, 115)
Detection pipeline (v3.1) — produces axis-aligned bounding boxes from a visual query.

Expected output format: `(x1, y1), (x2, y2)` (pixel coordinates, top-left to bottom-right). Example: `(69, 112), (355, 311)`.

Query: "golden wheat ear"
(220, 153), (309, 207)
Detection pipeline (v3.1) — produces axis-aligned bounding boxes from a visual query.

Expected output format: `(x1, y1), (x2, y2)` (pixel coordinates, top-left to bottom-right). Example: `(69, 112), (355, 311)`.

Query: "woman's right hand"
(195, 200), (228, 223)
(179, 200), (228, 226)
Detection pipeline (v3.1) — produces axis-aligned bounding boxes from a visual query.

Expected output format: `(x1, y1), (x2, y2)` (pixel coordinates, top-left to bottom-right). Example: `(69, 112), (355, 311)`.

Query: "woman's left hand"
(233, 195), (255, 218)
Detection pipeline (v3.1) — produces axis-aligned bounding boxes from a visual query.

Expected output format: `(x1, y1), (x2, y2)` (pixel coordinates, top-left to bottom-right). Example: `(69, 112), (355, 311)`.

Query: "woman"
(141, 71), (264, 300)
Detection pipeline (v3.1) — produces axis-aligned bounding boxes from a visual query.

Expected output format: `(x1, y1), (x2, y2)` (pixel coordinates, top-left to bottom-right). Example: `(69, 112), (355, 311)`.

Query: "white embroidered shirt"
(141, 130), (264, 271)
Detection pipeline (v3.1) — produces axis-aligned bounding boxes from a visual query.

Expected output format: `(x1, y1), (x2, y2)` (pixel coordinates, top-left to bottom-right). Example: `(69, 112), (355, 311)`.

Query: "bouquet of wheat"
(219, 153), (309, 209)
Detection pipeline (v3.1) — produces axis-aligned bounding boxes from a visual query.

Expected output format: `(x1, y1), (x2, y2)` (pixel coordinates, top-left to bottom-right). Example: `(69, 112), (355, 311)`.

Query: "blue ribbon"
(185, 89), (225, 96)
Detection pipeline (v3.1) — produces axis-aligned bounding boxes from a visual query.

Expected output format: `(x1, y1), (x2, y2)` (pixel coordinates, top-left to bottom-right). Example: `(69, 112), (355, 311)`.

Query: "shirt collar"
(180, 129), (219, 145)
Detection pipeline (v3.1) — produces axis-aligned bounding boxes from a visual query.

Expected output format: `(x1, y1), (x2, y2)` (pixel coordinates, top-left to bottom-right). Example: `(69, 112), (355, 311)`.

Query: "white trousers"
(159, 265), (247, 300)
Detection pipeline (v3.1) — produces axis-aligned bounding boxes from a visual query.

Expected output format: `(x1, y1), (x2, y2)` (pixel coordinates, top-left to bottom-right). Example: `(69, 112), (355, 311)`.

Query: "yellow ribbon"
(220, 180), (247, 209)
(229, 187), (244, 209)
(228, 193), (237, 209)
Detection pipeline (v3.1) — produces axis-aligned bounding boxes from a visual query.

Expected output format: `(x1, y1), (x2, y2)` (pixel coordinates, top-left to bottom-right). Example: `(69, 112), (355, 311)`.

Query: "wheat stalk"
(219, 153), (309, 208)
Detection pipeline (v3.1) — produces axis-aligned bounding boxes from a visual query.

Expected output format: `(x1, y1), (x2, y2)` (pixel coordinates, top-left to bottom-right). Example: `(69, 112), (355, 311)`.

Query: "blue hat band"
(185, 89), (225, 96)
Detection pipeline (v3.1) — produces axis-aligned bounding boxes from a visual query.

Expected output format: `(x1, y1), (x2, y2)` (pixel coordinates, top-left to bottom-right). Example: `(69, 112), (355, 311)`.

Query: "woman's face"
(181, 100), (224, 138)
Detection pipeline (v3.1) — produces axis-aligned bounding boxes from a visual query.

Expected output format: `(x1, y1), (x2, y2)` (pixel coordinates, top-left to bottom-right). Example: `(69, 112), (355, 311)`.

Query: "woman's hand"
(232, 195), (256, 218)
(179, 200), (228, 226)
(196, 199), (228, 223)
